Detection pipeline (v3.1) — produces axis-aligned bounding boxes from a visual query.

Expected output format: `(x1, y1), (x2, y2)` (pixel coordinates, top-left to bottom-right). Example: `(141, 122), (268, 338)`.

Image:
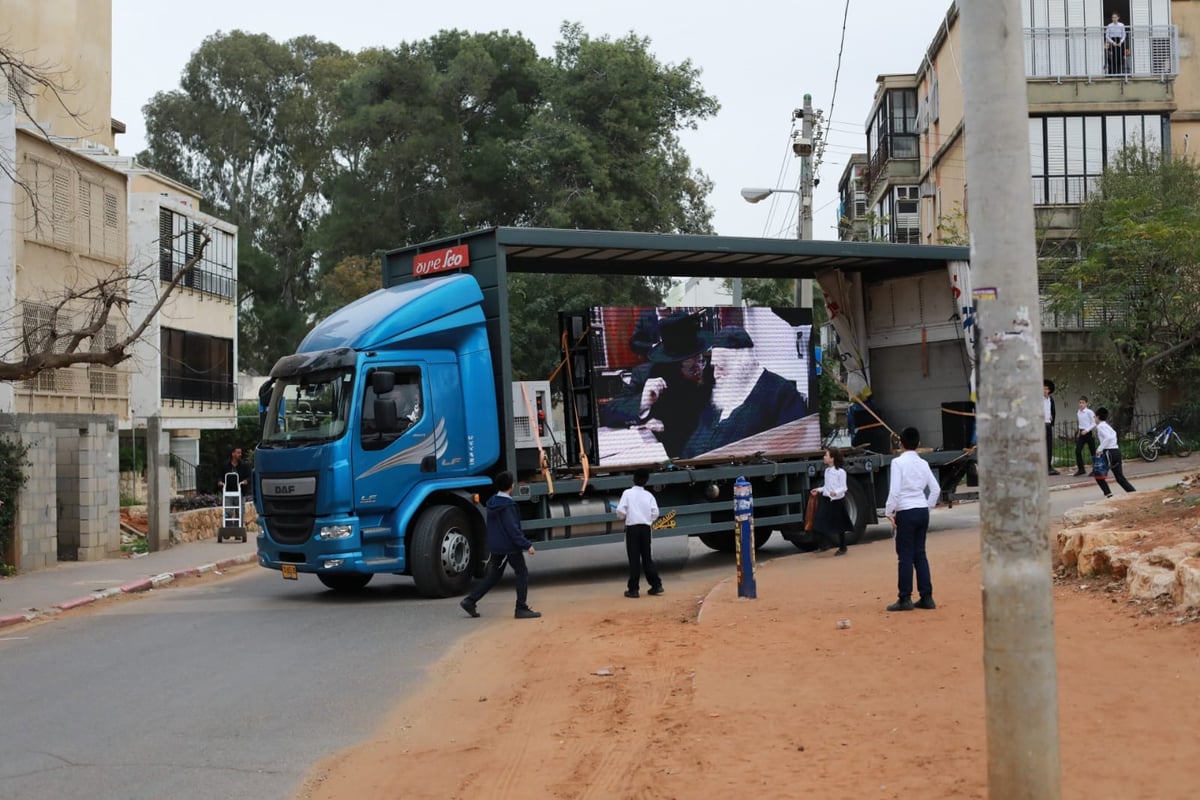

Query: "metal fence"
(1049, 410), (1196, 467)
(1024, 25), (1179, 80)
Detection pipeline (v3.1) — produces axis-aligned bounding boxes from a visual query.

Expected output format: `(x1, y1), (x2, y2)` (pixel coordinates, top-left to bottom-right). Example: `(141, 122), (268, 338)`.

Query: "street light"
(740, 186), (811, 307)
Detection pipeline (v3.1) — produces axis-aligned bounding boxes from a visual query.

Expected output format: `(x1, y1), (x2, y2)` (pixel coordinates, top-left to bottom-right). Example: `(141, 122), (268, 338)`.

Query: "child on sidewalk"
(1093, 407), (1136, 497)
(615, 468), (664, 598)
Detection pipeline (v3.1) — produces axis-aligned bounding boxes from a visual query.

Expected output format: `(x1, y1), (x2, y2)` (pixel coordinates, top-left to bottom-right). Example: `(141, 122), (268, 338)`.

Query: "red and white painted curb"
(0, 552), (257, 629)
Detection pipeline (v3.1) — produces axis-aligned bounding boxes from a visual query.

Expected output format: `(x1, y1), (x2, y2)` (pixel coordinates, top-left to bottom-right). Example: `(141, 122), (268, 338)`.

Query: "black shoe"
(886, 597), (915, 612)
(1072, 470), (1086, 477)
(648, 586), (664, 596)
(514, 606), (542, 619)
(834, 547), (847, 556)
(1048, 469), (1060, 476)
(624, 590), (639, 598)
(914, 595), (936, 610)
(459, 598), (479, 618)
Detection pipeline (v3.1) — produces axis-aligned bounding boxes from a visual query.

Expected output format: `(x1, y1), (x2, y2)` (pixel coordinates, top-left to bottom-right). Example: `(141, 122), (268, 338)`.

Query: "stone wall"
(5, 420), (57, 572)
(54, 418), (121, 561)
(0, 413), (121, 572)
(170, 504), (260, 544)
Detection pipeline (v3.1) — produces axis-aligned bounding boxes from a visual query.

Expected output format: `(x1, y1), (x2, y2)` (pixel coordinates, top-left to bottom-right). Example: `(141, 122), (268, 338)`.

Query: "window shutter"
(52, 169), (71, 249)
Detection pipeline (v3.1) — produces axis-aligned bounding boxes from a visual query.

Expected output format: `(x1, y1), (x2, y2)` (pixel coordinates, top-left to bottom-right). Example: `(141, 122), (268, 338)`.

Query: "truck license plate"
(281, 564), (298, 580)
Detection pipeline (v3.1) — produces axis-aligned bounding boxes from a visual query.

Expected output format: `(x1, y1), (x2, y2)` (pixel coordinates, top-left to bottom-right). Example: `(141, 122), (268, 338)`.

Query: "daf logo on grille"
(261, 477), (316, 497)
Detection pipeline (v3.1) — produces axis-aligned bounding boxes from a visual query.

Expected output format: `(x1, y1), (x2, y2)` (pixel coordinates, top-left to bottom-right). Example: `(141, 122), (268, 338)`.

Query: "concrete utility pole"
(794, 95), (815, 308)
(959, 1), (1062, 797)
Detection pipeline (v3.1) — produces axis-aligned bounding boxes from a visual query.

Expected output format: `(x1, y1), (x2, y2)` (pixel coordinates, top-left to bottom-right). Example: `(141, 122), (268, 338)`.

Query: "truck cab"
(254, 274), (500, 594)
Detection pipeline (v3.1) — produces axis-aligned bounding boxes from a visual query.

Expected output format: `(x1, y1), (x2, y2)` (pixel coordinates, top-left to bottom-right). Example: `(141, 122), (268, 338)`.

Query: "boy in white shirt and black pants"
(884, 427), (941, 612)
(616, 468), (664, 598)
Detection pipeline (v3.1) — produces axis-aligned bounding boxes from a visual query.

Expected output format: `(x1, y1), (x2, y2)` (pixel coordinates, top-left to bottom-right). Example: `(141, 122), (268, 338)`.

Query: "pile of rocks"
(1054, 500), (1200, 609)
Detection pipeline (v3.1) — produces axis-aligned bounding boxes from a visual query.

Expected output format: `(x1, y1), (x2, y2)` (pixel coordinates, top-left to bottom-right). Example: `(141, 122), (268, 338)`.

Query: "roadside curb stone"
(1, 552), (258, 629)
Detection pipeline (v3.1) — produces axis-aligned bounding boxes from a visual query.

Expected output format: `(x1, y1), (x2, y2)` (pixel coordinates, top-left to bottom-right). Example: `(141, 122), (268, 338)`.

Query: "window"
(160, 327), (234, 404)
(894, 186), (921, 244)
(78, 180), (120, 259)
(360, 369), (424, 451)
(21, 302), (59, 392)
(21, 158), (70, 247)
(1029, 113), (1169, 204)
(88, 323), (120, 395)
(158, 208), (235, 299)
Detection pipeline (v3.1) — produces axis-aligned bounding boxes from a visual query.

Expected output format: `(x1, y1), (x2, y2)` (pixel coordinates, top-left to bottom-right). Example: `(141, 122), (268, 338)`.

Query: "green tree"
(514, 23), (718, 233)
(1046, 149), (1200, 429)
(315, 30), (546, 267)
(139, 32), (359, 371)
(310, 255), (384, 323)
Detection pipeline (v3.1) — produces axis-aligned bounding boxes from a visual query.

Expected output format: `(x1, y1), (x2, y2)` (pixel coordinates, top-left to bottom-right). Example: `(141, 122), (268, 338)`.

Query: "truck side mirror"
(371, 370), (396, 395)
(374, 398), (400, 433)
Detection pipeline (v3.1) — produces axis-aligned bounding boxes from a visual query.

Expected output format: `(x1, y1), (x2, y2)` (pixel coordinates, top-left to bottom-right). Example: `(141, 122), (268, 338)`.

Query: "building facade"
(0, 0), (238, 569)
(842, 0), (1198, 414)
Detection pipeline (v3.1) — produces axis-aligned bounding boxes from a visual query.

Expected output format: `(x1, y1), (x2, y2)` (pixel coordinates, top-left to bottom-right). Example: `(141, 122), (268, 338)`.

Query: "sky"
(112, 0), (955, 241)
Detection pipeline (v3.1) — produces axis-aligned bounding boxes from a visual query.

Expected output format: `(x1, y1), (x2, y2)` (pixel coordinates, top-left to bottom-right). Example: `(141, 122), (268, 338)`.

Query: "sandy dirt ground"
(296, 494), (1200, 800)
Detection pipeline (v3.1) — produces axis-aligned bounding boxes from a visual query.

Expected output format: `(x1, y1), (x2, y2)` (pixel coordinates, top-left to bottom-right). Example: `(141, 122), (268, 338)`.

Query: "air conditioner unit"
(919, 182), (935, 198)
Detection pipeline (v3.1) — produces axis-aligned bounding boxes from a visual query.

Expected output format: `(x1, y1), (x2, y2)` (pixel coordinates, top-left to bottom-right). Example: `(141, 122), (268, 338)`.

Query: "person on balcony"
(1105, 12), (1128, 75)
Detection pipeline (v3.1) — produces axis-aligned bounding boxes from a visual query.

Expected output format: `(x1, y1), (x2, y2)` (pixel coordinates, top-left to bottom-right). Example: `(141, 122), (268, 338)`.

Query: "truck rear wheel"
(317, 573), (373, 592)
(412, 505), (475, 598)
(698, 529), (772, 553)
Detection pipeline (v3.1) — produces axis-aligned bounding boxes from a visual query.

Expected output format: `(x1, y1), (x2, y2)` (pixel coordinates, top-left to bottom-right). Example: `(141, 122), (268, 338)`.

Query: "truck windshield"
(260, 369), (355, 447)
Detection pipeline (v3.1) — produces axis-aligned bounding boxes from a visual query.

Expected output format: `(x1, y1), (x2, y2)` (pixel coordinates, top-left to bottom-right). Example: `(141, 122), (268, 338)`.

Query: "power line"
(815, 0), (853, 184)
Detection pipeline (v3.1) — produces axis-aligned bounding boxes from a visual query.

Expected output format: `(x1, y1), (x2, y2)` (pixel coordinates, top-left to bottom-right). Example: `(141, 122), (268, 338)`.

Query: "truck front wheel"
(412, 505), (475, 598)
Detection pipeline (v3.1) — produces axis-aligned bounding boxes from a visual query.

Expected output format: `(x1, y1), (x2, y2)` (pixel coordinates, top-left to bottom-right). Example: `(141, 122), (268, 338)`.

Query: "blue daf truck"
(253, 228), (976, 597)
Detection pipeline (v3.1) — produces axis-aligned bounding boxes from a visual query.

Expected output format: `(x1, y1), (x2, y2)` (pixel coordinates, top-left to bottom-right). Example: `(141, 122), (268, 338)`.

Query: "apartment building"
(843, 0), (1197, 411)
(0, 0), (237, 569)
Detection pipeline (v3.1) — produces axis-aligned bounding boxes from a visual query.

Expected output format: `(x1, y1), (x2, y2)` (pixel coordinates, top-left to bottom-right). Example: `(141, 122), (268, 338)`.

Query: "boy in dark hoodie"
(460, 472), (542, 619)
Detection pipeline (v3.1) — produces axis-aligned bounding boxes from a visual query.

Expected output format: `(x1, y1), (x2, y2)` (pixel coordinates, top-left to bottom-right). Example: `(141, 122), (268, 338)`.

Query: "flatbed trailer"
(255, 228), (976, 594)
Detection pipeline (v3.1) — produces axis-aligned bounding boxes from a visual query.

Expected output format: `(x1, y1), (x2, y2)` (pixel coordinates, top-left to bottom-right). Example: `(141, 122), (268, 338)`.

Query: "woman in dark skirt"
(810, 447), (852, 555)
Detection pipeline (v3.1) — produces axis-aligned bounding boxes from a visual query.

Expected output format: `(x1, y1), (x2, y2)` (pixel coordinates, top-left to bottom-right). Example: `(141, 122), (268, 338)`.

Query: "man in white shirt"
(1105, 13), (1128, 74)
(1074, 396), (1098, 476)
(883, 427), (941, 611)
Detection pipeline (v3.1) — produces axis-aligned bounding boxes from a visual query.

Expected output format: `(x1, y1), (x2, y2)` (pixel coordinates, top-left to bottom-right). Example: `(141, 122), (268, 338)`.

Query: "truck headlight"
(318, 524), (353, 540)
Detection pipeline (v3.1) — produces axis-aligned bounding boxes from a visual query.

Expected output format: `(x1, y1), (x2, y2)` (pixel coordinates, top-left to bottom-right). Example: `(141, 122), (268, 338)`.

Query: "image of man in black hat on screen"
(681, 325), (809, 459)
(600, 311), (713, 458)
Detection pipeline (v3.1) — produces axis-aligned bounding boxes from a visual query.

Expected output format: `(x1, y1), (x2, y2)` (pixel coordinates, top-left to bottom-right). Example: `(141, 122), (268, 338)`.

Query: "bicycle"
(1137, 420), (1192, 462)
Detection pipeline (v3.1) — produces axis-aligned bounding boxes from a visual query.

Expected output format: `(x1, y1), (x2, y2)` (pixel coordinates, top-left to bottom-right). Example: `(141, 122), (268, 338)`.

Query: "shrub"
(171, 493), (222, 512)
(0, 437), (30, 572)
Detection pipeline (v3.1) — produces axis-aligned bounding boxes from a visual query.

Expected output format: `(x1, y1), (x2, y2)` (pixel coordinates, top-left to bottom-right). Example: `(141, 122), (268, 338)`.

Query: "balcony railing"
(865, 133), (918, 193)
(1024, 25), (1178, 80)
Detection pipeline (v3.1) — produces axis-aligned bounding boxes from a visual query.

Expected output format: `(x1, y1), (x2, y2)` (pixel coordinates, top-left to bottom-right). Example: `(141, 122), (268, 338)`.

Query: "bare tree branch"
(0, 230), (212, 382)
(0, 40), (87, 217)
(1, 42), (224, 388)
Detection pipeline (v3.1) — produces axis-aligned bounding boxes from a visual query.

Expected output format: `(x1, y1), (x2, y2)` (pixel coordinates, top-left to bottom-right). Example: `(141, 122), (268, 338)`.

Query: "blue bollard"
(733, 476), (757, 599)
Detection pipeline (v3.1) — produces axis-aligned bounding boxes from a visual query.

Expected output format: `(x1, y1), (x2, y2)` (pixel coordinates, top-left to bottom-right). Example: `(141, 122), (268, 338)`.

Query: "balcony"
(864, 134), (919, 195)
(1024, 25), (1178, 81)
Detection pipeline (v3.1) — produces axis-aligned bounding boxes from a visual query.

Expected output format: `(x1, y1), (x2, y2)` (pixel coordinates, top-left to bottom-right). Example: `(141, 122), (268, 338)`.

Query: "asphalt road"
(0, 473), (1182, 800)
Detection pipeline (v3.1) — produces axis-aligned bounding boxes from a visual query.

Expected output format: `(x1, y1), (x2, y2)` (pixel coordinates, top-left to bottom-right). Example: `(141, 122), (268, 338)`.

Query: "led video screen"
(592, 306), (820, 467)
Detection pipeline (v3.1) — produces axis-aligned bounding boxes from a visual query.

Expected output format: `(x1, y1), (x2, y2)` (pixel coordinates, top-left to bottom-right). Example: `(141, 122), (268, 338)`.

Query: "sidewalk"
(0, 539), (256, 629)
(2, 452), (1197, 631)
